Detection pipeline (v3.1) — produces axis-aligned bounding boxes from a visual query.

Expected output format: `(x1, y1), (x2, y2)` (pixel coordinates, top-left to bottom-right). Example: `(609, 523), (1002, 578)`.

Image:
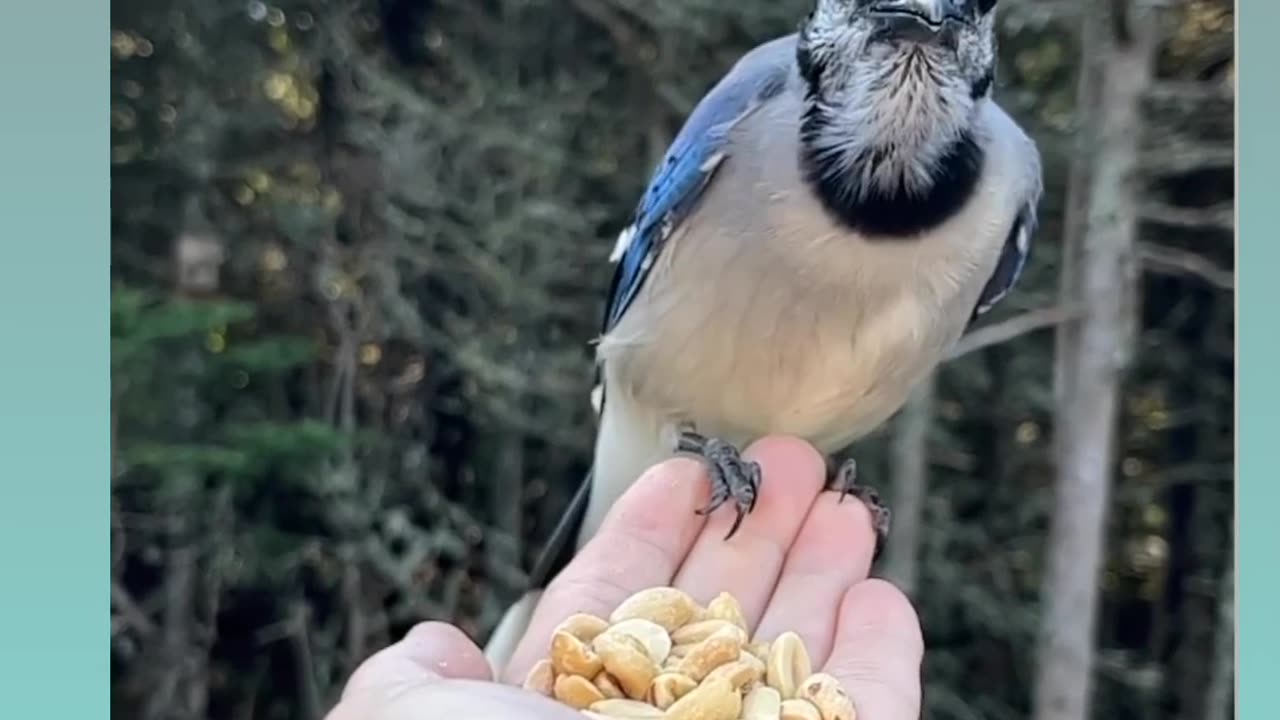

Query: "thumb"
(327, 622), (582, 720)
(339, 621), (492, 699)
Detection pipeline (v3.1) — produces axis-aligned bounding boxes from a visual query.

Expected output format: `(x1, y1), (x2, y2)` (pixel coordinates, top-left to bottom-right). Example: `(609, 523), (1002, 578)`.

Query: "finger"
(341, 622), (491, 700)
(753, 489), (878, 666)
(671, 436), (827, 629)
(502, 457), (711, 683)
(823, 579), (924, 720)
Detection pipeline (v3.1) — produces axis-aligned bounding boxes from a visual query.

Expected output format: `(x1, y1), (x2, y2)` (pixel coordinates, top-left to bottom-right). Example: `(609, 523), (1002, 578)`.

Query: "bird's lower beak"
(865, 0), (965, 45)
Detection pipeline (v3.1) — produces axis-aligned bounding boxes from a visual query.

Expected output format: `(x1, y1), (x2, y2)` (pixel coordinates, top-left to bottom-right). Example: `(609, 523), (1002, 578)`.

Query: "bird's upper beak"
(864, 0), (967, 45)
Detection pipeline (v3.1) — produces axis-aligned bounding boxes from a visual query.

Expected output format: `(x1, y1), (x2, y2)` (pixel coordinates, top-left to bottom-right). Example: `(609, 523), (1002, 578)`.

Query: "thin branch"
(1139, 144), (1234, 175)
(884, 374), (936, 595)
(948, 305), (1078, 360)
(1205, 554), (1236, 720)
(1139, 201), (1234, 232)
(289, 602), (324, 720)
(341, 552), (366, 682)
(112, 581), (157, 638)
(1139, 242), (1234, 289)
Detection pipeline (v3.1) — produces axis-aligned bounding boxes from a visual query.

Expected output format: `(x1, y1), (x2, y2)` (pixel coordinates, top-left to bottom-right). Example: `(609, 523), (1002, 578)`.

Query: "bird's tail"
(483, 467), (594, 676)
(527, 468), (593, 589)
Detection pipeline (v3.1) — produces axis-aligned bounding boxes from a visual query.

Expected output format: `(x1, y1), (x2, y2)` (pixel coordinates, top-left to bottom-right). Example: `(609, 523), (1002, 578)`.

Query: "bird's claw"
(829, 457), (891, 562)
(676, 430), (762, 540)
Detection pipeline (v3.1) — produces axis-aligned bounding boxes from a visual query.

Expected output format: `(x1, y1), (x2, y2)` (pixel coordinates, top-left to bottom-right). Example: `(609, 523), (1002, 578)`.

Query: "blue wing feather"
(969, 201), (1037, 324)
(602, 60), (789, 334)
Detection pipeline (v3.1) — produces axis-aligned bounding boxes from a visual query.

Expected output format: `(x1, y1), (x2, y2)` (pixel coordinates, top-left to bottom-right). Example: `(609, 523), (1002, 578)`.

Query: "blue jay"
(486, 0), (1041, 670)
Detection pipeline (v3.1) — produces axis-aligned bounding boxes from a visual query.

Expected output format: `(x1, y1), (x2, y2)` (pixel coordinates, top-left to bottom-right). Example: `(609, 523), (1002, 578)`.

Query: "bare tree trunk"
(1032, 2), (1159, 720)
(141, 202), (225, 720)
(289, 601), (324, 720)
(1204, 555), (1235, 720)
(488, 429), (526, 586)
(883, 373), (935, 595)
(144, 504), (197, 720)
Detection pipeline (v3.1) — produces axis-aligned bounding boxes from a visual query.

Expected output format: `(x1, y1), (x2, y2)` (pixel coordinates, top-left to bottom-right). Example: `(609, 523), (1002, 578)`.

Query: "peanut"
(593, 630), (659, 699)
(602, 618), (673, 665)
(706, 591), (748, 631)
(743, 686), (783, 720)
(554, 613), (610, 643)
(663, 676), (741, 720)
(588, 698), (665, 718)
(796, 672), (857, 720)
(649, 672), (698, 710)
(521, 658), (555, 696)
(609, 587), (698, 632)
(594, 671), (625, 699)
(550, 630), (604, 678)
(672, 619), (746, 646)
(676, 625), (744, 681)
(553, 673), (605, 710)
(780, 698), (823, 720)
(703, 658), (765, 691)
(766, 632), (812, 699)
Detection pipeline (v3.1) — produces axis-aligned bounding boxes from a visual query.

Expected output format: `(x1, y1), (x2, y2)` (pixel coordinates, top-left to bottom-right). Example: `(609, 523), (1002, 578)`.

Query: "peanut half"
(706, 591), (748, 631)
(608, 587), (698, 632)
(743, 686), (783, 720)
(766, 632), (812, 700)
(795, 672), (857, 720)
(780, 698), (823, 720)
(554, 673), (605, 709)
(551, 630), (604, 678)
(555, 613), (611, 643)
(663, 676), (742, 720)
(649, 672), (697, 710)
(675, 625), (744, 682)
(703, 657), (766, 691)
(587, 698), (665, 718)
(672, 619), (747, 646)
(522, 658), (555, 696)
(593, 630), (659, 699)
(593, 671), (625, 700)
(602, 618), (673, 665)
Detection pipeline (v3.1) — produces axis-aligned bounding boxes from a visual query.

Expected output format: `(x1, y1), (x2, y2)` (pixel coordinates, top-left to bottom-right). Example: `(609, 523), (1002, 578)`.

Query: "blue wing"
(532, 54), (791, 591)
(601, 60), (789, 335)
(969, 200), (1037, 323)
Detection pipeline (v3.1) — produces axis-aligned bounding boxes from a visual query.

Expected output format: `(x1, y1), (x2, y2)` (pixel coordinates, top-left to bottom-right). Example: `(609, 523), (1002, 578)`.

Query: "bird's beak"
(865, 0), (966, 44)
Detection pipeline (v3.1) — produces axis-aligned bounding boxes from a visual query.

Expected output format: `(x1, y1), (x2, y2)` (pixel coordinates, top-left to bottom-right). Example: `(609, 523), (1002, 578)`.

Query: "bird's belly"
(600, 255), (968, 453)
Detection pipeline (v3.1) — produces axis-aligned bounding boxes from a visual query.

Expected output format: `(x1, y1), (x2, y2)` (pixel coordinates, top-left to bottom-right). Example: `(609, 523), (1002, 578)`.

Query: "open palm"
(330, 437), (923, 720)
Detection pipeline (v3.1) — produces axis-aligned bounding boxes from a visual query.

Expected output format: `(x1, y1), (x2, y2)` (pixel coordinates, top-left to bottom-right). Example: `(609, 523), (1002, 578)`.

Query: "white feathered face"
(796, 0), (999, 203)
(799, 0), (998, 103)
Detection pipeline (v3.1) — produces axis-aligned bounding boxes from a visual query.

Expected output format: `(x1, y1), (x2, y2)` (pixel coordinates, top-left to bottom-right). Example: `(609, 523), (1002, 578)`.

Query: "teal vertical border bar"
(1239, 0), (1278, 718)
(0, 2), (108, 718)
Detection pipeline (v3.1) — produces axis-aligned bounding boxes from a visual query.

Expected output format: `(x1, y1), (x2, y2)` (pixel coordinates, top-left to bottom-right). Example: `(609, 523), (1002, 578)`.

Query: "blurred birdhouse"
(173, 197), (225, 296)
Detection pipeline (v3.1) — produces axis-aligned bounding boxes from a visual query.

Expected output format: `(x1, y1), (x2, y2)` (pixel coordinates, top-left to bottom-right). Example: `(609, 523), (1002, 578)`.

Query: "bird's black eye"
(977, 0), (997, 12)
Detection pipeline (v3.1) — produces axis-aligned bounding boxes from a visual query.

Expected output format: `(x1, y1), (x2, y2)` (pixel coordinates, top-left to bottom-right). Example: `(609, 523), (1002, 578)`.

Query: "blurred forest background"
(109, 1), (1235, 719)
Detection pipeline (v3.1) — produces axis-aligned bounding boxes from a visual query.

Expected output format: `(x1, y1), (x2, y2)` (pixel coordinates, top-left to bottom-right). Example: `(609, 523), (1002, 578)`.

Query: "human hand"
(327, 436), (923, 719)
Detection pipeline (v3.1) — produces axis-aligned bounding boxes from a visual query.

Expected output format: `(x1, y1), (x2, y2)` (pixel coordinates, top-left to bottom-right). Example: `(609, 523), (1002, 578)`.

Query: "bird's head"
(796, 0), (1000, 207)
(798, 0), (998, 105)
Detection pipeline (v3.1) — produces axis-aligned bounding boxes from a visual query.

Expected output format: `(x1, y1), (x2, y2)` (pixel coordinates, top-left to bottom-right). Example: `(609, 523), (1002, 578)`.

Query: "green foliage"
(111, 285), (254, 365)
(223, 420), (350, 474)
(124, 442), (251, 475)
(219, 337), (317, 374)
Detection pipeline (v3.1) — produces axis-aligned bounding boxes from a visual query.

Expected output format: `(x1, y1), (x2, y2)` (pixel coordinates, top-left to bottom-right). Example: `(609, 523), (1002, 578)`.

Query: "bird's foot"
(675, 429), (762, 541)
(828, 457), (891, 562)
